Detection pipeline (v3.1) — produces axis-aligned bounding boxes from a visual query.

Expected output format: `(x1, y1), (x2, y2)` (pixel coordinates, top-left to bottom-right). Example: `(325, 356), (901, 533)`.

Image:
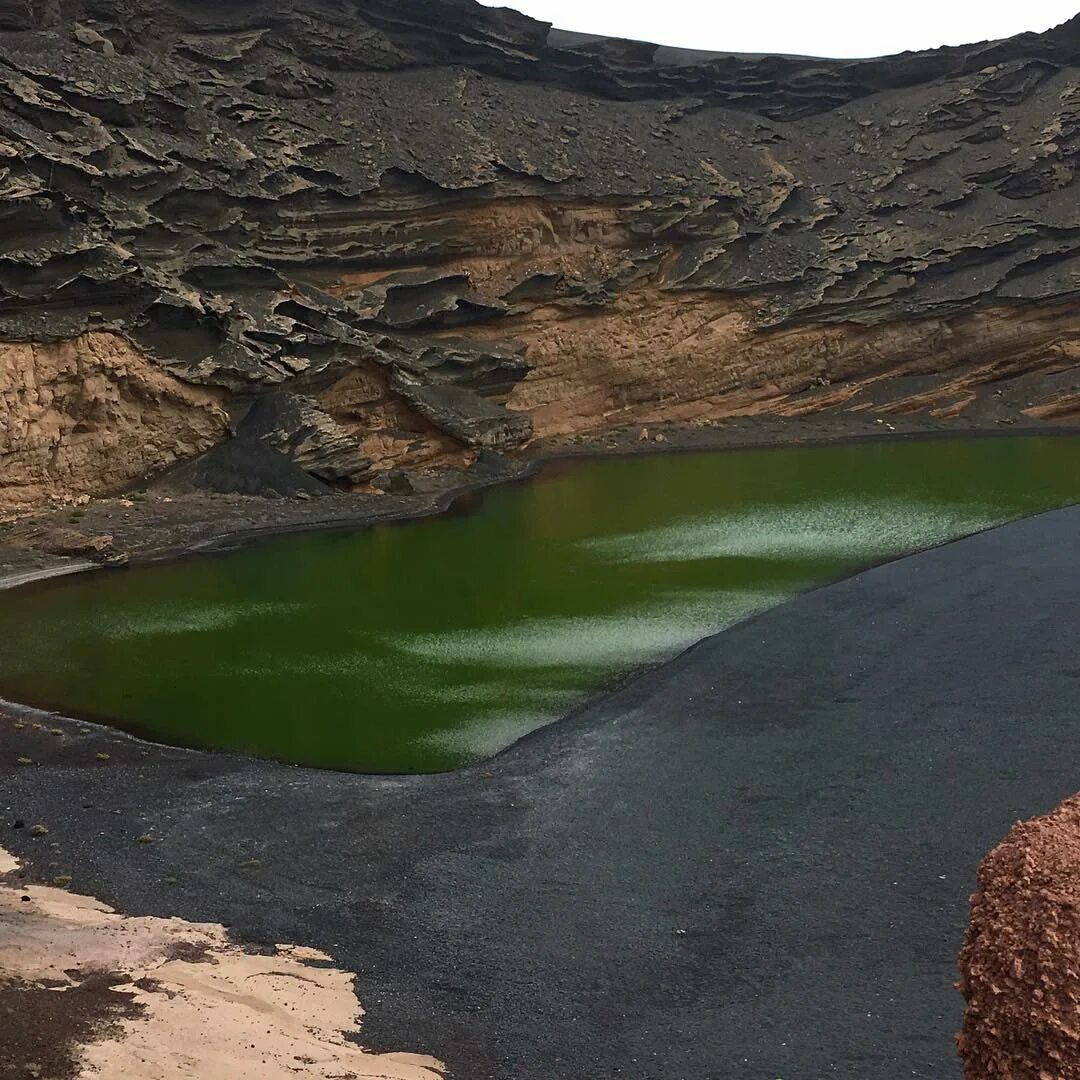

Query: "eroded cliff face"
(2, 0), (1080, 503)
(958, 793), (1080, 1079)
(0, 333), (226, 506)
(463, 293), (1080, 432)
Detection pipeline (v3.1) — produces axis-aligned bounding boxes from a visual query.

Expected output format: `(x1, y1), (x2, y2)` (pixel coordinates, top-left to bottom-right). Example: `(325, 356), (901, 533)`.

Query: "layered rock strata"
(2, 0), (1080, 503)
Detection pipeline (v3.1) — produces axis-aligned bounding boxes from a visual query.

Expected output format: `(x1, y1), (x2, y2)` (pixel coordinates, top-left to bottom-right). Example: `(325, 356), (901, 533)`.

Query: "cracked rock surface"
(958, 793), (1080, 1079)
(2, 1), (1080, 504)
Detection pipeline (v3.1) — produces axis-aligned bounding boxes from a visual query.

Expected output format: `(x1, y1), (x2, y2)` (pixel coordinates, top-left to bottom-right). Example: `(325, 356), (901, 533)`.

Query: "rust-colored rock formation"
(958, 793), (1080, 1078)
(3, 0), (1080, 505)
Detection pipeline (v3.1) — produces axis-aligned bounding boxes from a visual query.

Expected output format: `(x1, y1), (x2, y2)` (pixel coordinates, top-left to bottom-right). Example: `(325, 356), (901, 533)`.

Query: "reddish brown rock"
(958, 794), (1080, 1079)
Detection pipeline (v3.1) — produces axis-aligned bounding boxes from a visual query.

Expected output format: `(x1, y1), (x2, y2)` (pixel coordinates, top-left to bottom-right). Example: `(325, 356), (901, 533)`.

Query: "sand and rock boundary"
(0, 846), (444, 1080)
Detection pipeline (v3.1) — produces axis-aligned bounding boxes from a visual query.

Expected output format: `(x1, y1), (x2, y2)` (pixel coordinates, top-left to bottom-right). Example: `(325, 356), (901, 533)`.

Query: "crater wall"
(2, 1), (1080, 503)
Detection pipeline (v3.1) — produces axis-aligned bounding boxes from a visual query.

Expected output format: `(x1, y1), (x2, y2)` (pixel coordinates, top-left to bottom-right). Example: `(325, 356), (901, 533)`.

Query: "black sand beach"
(5, 505), (1080, 1077)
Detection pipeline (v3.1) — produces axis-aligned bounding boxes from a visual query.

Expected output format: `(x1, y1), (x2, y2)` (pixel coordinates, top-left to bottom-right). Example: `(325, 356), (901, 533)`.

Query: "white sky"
(475, 0), (1080, 58)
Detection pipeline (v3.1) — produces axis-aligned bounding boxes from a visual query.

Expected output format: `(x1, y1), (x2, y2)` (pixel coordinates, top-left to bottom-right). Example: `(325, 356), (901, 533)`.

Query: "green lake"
(2, 436), (1080, 773)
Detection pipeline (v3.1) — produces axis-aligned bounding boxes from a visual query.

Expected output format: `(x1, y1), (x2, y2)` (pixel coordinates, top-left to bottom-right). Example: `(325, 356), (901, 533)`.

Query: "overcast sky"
(475, 0), (1080, 58)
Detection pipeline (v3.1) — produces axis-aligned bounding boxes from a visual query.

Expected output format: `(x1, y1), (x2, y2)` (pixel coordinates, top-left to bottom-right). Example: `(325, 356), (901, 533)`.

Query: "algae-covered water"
(3, 436), (1080, 773)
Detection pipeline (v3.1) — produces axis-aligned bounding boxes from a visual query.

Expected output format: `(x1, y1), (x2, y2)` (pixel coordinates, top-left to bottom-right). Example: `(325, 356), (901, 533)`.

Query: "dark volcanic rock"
(157, 435), (333, 498)
(2, 1), (1080, 502)
(238, 391), (373, 483)
(391, 372), (534, 449)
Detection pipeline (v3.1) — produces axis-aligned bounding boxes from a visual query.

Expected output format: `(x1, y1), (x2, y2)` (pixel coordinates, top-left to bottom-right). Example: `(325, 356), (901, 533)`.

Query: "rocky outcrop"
(958, 793), (1080, 1078)
(489, 294), (1080, 432)
(3, 0), (1080, 503)
(0, 333), (227, 506)
(238, 391), (374, 483)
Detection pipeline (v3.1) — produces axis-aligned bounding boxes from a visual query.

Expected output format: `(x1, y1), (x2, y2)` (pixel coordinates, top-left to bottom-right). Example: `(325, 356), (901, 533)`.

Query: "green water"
(3, 436), (1080, 773)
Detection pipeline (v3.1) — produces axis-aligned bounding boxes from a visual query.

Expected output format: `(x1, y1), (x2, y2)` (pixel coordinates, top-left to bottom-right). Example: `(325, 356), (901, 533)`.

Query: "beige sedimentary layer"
(472, 293), (1080, 436)
(0, 333), (229, 508)
(319, 360), (475, 475)
(6, 291), (1080, 511)
(0, 846), (444, 1080)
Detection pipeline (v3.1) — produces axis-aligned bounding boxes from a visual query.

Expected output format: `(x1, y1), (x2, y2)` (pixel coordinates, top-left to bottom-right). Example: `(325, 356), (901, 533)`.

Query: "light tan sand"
(0, 845), (444, 1079)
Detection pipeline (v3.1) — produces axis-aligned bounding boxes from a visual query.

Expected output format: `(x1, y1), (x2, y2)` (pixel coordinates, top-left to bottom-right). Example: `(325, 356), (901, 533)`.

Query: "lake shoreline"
(5, 507), (1080, 1077)
(3, 427), (1080, 775)
(2, 412), (1079, 587)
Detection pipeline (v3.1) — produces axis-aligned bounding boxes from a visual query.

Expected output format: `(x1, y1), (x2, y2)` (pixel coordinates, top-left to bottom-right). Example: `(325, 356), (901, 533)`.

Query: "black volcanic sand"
(5, 505), (1080, 1078)
(0, 980), (141, 1080)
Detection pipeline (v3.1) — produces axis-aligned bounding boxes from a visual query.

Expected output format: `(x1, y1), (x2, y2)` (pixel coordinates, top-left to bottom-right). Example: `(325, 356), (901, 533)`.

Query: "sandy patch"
(0, 845), (444, 1079)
